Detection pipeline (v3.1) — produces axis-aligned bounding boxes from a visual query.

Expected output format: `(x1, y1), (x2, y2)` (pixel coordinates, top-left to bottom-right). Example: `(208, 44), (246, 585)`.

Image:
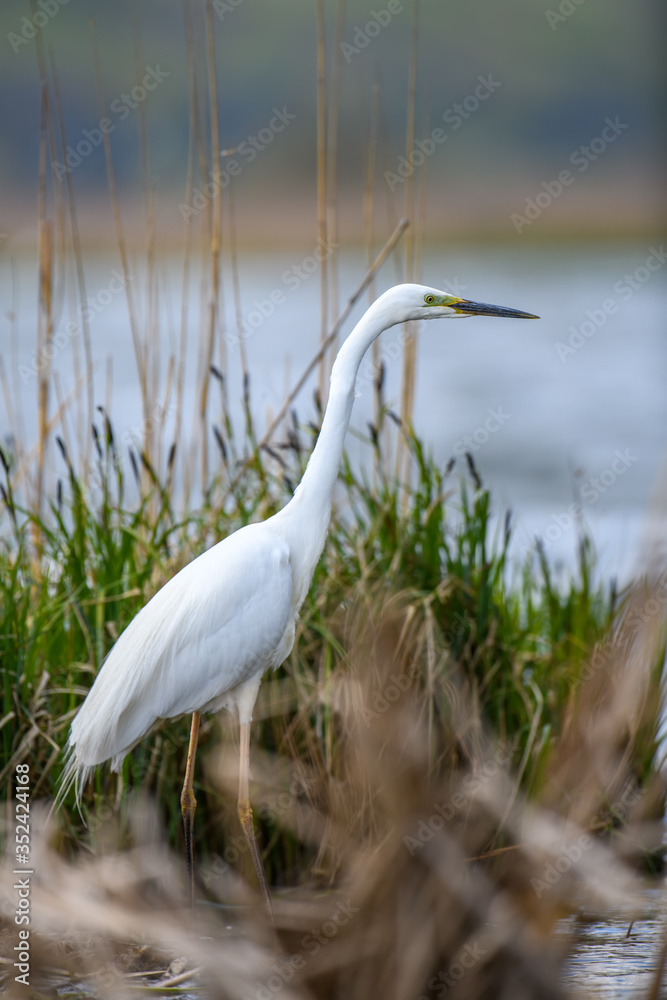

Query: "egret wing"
(68, 523), (293, 777)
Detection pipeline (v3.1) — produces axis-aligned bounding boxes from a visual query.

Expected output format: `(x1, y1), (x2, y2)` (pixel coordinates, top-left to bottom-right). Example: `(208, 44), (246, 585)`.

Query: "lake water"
(561, 889), (667, 997)
(1, 241), (664, 585)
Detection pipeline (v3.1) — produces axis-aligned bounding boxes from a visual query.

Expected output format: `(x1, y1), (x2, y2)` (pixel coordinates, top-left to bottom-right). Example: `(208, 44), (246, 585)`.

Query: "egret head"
(381, 283), (539, 324)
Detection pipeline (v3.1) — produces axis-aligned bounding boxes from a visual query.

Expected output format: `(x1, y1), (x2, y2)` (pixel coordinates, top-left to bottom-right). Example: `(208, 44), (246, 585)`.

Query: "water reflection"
(561, 889), (667, 997)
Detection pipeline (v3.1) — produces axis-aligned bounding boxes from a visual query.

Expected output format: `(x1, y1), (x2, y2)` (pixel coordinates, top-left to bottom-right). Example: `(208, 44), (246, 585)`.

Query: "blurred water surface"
(560, 889), (667, 997)
(1, 242), (664, 581)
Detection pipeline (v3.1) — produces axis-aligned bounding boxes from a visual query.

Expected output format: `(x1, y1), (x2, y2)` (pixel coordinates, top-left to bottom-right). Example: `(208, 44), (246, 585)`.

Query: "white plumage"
(67, 523), (294, 782)
(60, 283), (537, 916)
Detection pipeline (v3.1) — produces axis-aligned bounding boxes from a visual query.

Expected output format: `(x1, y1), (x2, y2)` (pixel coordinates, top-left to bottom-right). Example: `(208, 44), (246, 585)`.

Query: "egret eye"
(424, 294), (436, 305)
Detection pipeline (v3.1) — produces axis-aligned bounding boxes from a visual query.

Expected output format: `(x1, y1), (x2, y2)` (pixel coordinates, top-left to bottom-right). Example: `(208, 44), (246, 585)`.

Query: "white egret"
(61, 283), (538, 920)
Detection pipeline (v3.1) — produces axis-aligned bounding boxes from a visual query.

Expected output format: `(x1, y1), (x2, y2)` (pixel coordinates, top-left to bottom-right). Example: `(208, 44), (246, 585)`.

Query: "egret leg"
(180, 710), (201, 917)
(238, 720), (274, 924)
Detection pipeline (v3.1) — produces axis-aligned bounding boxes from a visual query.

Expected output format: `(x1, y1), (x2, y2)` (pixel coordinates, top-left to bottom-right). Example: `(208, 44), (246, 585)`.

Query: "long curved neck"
(272, 296), (398, 588)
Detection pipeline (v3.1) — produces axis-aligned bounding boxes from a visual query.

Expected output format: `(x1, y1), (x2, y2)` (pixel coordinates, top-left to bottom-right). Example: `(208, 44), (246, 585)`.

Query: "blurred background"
(2, 9), (666, 993)
(0, 0), (664, 579)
